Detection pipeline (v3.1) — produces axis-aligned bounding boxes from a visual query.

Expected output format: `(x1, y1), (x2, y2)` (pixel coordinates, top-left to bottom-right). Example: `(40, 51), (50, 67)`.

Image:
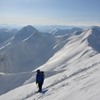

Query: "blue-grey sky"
(0, 0), (100, 25)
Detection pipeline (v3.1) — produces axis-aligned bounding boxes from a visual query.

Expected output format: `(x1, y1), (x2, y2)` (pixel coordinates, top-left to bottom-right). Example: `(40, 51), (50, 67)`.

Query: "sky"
(0, 0), (100, 26)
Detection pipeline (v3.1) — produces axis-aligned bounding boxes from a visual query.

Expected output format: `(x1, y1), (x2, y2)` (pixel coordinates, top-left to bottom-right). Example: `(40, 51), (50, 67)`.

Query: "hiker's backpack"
(36, 71), (45, 84)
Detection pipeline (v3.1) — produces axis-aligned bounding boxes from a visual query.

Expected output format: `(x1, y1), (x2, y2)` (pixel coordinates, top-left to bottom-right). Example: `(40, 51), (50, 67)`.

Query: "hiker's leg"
(39, 83), (42, 92)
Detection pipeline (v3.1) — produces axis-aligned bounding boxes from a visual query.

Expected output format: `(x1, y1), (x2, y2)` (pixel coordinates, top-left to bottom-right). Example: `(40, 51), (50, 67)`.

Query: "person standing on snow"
(36, 69), (44, 92)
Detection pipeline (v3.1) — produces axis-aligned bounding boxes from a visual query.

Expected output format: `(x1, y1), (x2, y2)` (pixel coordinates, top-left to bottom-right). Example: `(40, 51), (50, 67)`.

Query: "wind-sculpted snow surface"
(0, 54), (100, 100)
(0, 26), (100, 100)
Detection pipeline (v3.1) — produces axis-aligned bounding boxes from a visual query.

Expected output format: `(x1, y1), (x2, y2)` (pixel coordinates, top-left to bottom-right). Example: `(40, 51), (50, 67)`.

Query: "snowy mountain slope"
(0, 51), (100, 100)
(0, 28), (18, 53)
(0, 28), (18, 43)
(0, 26), (100, 100)
(0, 29), (12, 43)
(0, 72), (34, 95)
(38, 27), (99, 72)
(4, 33), (55, 73)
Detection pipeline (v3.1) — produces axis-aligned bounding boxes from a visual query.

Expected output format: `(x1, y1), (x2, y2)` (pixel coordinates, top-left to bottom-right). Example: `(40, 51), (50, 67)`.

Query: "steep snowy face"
(13, 25), (39, 43)
(87, 26), (100, 52)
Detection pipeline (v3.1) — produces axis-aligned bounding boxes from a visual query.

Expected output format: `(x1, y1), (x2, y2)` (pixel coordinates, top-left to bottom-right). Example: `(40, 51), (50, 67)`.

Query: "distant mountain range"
(50, 27), (83, 36)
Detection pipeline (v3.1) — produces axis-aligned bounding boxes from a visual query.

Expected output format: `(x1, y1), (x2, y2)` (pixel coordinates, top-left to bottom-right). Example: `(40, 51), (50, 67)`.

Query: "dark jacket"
(36, 71), (44, 84)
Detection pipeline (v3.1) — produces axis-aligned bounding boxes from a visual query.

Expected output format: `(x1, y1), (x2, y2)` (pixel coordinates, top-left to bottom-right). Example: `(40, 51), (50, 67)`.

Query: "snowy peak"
(81, 26), (100, 53)
(13, 25), (39, 42)
(22, 25), (39, 33)
(80, 26), (100, 41)
(91, 26), (100, 36)
(91, 26), (100, 32)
